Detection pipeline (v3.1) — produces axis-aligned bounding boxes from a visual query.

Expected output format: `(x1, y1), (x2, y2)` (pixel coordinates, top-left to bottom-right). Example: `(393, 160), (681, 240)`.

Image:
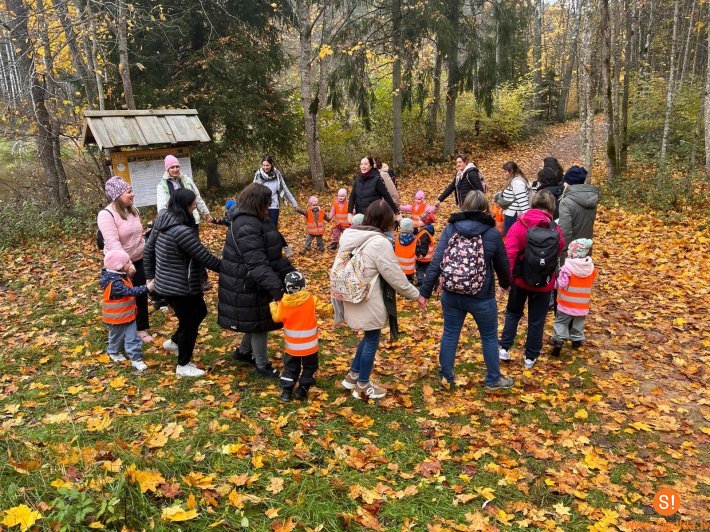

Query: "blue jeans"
(500, 284), (550, 360)
(268, 208), (280, 228)
(350, 329), (382, 383)
(107, 320), (142, 361)
(440, 291), (500, 386)
(503, 213), (518, 235)
(416, 261), (430, 285)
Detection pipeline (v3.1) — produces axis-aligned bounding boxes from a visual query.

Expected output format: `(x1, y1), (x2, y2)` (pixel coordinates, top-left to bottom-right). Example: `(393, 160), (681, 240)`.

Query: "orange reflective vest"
(101, 278), (137, 325)
(332, 201), (350, 228)
(279, 296), (319, 356)
(491, 204), (505, 237)
(557, 268), (598, 314)
(410, 203), (427, 226)
(415, 228), (435, 263)
(306, 208), (326, 236)
(395, 237), (416, 275)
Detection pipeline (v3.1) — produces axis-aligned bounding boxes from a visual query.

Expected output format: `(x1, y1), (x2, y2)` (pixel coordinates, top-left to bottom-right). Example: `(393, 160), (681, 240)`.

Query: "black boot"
(232, 348), (256, 366)
(280, 388), (293, 402)
(293, 386), (309, 401)
(571, 341), (583, 350)
(550, 343), (563, 357)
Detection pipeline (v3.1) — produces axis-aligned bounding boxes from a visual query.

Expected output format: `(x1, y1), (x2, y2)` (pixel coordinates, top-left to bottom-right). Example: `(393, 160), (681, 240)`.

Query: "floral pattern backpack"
(440, 232), (487, 296)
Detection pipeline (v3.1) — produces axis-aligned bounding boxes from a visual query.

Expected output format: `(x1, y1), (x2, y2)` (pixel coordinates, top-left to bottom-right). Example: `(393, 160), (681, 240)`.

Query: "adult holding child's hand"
(98, 176), (153, 343)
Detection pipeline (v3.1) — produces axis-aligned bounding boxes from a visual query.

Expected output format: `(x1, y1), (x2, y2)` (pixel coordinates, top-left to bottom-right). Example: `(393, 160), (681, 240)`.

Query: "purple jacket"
(505, 209), (565, 292)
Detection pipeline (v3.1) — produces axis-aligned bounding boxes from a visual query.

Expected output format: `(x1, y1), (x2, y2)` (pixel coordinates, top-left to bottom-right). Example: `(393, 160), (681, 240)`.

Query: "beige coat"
(338, 227), (419, 330)
(379, 164), (400, 206)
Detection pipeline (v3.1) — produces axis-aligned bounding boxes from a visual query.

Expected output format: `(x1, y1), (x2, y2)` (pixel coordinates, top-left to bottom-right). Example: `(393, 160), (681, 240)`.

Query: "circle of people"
(97, 153), (600, 401)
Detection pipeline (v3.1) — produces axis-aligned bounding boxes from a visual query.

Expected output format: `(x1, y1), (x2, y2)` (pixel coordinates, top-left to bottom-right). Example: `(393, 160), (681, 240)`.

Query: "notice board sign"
(110, 147), (193, 208)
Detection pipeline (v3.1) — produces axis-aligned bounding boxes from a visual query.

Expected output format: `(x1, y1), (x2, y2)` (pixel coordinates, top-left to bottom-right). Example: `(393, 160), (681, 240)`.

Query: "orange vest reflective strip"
(416, 229), (435, 263)
(279, 297), (319, 356)
(332, 201), (350, 227)
(101, 279), (137, 325)
(395, 238), (416, 274)
(306, 208), (326, 235)
(410, 204), (427, 226)
(557, 268), (597, 312)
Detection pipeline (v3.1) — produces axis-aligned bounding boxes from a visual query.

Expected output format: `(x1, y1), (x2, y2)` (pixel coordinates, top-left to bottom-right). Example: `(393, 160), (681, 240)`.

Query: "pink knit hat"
(104, 249), (131, 271)
(308, 196), (319, 206)
(105, 176), (131, 201)
(415, 190), (425, 200)
(164, 155), (180, 170)
(338, 188), (347, 196)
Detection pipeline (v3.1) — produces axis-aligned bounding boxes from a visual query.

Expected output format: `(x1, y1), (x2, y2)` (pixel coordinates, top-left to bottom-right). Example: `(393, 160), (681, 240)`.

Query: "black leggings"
(165, 295), (208, 366)
(132, 259), (149, 331)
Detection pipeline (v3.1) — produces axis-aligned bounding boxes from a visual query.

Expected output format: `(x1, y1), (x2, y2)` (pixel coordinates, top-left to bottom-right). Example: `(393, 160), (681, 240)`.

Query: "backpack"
(517, 221), (560, 287)
(96, 208), (115, 250)
(440, 232), (487, 296)
(330, 241), (377, 303)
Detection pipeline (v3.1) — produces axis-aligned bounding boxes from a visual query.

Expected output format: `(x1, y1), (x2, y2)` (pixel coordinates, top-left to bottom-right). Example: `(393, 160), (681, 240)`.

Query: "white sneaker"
(109, 353), (127, 362)
(352, 381), (386, 400)
(176, 363), (205, 378)
(524, 358), (537, 369)
(499, 348), (511, 361)
(163, 339), (179, 353)
(131, 360), (148, 372)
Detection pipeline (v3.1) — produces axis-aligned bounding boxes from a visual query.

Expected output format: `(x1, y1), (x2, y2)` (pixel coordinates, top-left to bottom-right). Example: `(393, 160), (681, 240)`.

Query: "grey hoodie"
(558, 184), (600, 248)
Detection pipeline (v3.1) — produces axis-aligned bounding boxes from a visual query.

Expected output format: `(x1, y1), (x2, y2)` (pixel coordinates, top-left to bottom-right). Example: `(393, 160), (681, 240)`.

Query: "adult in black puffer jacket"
(144, 188), (221, 377)
(536, 167), (565, 219)
(218, 183), (295, 378)
(348, 157), (400, 217)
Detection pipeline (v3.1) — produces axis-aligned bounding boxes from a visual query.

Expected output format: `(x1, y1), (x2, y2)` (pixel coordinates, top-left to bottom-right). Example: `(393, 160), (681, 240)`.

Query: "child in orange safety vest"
(414, 212), (436, 285)
(270, 271), (326, 402)
(551, 239), (597, 356)
(394, 217), (417, 283)
(99, 249), (154, 372)
(400, 190), (437, 227)
(328, 188), (350, 250)
(295, 196), (331, 252)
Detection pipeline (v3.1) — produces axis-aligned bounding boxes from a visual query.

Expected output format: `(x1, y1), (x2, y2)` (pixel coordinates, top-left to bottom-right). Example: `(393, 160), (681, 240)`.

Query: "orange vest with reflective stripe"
(557, 268), (598, 314)
(306, 208), (326, 236)
(332, 201), (350, 228)
(415, 228), (435, 263)
(410, 203), (427, 226)
(395, 237), (416, 274)
(101, 278), (137, 325)
(491, 204), (505, 237)
(279, 296), (319, 356)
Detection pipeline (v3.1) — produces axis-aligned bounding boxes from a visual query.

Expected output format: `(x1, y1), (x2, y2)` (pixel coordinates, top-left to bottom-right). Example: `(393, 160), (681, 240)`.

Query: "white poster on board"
(123, 152), (192, 208)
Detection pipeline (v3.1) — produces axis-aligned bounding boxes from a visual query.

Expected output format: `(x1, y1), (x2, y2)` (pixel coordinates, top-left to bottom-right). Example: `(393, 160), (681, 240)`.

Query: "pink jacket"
(97, 204), (145, 262)
(505, 209), (565, 292)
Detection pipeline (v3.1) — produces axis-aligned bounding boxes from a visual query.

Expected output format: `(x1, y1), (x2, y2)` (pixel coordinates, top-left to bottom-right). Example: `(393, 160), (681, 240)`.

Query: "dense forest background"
(0, 0), (708, 217)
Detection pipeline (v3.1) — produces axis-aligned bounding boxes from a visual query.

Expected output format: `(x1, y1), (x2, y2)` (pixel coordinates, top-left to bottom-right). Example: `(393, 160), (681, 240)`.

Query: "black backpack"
(96, 208), (115, 250)
(516, 221), (560, 287)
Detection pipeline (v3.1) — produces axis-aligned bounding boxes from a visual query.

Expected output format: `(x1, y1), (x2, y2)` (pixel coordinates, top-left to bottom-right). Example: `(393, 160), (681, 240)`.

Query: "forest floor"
(0, 121), (708, 531)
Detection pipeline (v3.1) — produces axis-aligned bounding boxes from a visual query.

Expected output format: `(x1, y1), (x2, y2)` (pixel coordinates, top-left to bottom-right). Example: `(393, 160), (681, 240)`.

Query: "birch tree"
(600, 0), (618, 179)
(659, 0), (680, 171)
(577, 0), (595, 175)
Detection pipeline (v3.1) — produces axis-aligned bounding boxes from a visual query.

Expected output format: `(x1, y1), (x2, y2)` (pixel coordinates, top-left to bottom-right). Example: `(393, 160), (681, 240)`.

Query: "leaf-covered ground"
(1, 122), (708, 531)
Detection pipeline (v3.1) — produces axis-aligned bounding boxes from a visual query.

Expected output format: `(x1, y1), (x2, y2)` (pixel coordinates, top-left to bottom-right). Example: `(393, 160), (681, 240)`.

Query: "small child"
(394, 217), (417, 283)
(329, 188), (350, 250)
(551, 239), (598, 356)
(270, 271), (322, 402)
(414, 213), (436, 285)
(351, 213), (364, 226)
(400, 190), (436, 227)
(296, 196), (331, 252)
(100, 250), (153, 372)
(212, 198), (236, 226)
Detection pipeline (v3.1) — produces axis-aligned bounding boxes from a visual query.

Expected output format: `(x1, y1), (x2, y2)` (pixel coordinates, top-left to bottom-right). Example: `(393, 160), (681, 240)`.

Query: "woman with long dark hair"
(252, 155), (299, 228)
(348, 157), (400, 220)
(144, 188), (222, 377)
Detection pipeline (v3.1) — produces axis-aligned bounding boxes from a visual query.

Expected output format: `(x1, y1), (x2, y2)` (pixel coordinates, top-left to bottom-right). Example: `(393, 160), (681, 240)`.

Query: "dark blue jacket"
(99, 269), (148, 299)
(419, 211), (510, 300)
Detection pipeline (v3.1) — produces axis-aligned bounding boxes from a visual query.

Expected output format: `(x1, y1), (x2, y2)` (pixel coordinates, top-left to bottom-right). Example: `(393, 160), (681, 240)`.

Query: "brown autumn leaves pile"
(0, 121), (708, 530)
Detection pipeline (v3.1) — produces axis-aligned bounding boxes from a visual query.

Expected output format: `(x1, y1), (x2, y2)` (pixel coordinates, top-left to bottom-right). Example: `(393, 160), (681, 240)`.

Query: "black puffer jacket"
(537, 181), (565, 219)
(438, 166), (484, 206)
(143, 210), (221, 296)
(217, 210), (294, 333)
(348, 168), (399, 215)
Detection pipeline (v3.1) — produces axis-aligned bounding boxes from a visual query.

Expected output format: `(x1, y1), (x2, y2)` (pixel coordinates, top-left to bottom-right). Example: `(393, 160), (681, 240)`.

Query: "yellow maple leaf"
(127, 465), (165, 493)
(186, 493), (197, 510)
(86, 413), (111, 432)
(109, 376), (127, 389)
(475, 486), (495, 500)
(161, 505), (198, 522)
(44, 412), (71, 424)
(228, 489), (245, 509)
(251, 454), (265, 469)
(50, 479), (74, 490)
(574, 409), (588, 420)
(553, 502), (571, 517)
(182, 471), (216, 489)
(265, 507), (281, 519)
(2, 504), (42, 531)
(222, 443), (247, 456)
(584, 450), (608, 471)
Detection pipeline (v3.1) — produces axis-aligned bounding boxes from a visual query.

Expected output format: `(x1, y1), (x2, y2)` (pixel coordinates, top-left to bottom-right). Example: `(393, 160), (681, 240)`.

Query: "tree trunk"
(640, 1), (653, 78)
(679, 0), (696, 85)
(392, 0), (404, 168)
(443, 0), (460, 157)
(659, 0), (680, 172)
(117, 0), (136, 109)
(77, 0), (106, 109)
(426, 41), (443, 142)
(705, 3), (710, 180)
(619, 0), (632, 172)
(533, 0), (543, 109)
(600, 0), (618, 179)
(557, 0), (581, 122)
(578, 0), (595, 175)
(297, 0), (326, 191)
